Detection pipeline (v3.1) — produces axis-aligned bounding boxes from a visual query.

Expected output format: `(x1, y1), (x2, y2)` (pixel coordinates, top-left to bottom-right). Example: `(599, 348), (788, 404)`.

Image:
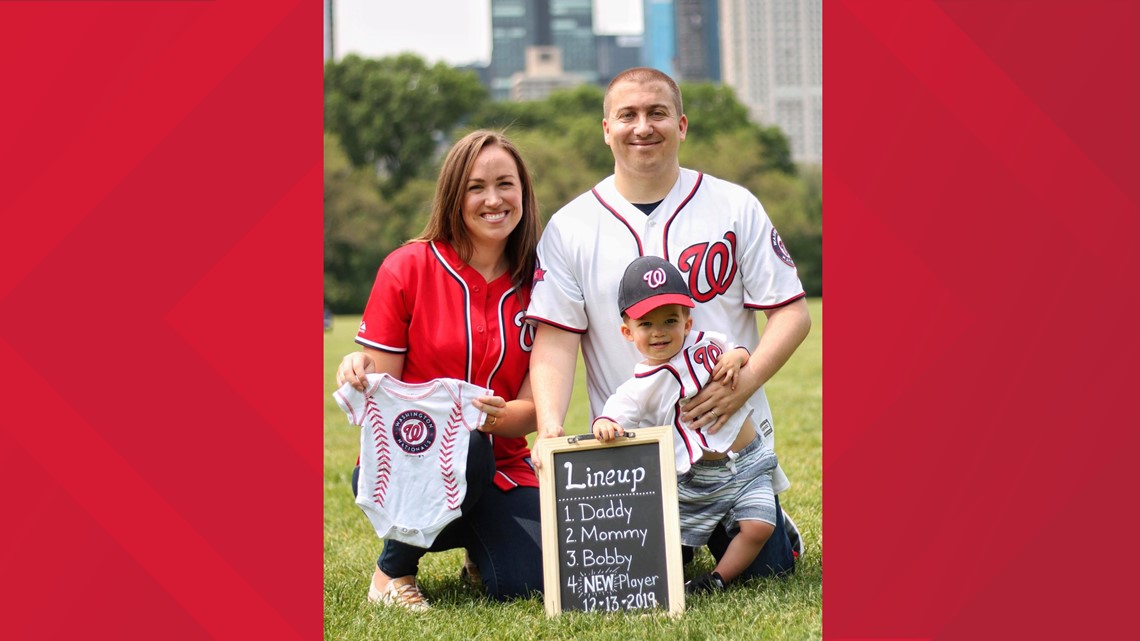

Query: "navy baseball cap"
(618, 256), (695, 319)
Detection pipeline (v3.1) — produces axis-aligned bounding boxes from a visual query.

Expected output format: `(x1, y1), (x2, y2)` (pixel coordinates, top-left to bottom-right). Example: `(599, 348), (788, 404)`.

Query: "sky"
(328, 0), (643, 66)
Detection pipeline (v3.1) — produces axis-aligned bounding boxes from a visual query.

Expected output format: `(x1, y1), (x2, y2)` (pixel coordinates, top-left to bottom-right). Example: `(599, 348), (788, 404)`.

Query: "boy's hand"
(591, 418), (625, 443)
(712, 347), (750, 391)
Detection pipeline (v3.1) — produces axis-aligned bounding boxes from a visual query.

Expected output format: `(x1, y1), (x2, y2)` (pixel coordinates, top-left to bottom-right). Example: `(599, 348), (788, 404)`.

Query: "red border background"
(826, 1), (1138, 639)
(0, 2), (322, 639)
(1, 1), (1136, 639)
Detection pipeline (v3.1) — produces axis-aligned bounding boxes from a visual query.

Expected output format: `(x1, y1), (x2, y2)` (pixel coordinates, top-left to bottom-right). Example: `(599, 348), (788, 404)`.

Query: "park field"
(323, 299), (822, 640)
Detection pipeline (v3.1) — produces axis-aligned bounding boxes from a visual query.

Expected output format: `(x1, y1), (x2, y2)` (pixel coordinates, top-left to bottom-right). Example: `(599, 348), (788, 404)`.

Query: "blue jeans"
(351, 432), (543, 600)
(682, 494), (796, 579)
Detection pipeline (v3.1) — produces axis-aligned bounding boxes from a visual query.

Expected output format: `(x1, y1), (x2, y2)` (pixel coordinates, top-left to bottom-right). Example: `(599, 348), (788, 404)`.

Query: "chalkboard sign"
(533, 425), (684, 616)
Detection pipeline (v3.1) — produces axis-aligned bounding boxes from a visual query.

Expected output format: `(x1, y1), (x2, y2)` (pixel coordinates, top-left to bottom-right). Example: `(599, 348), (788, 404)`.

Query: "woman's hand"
(473, 395), (507, 433)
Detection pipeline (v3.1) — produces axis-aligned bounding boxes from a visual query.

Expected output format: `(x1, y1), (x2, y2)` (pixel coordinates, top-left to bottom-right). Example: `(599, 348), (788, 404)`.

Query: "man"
(525, 67), (811, 579)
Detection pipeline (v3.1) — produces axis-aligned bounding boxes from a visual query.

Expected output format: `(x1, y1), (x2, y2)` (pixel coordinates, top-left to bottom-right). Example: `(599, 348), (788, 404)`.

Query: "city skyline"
(329, 0), (642, 65)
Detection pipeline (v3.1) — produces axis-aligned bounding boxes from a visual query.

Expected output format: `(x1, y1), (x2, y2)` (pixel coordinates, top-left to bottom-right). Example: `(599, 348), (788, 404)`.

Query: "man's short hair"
(603, 67), (683, 118)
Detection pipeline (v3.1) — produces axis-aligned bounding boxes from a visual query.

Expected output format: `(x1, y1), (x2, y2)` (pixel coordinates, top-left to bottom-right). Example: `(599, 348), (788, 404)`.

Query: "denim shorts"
(676, 436), (778, 547)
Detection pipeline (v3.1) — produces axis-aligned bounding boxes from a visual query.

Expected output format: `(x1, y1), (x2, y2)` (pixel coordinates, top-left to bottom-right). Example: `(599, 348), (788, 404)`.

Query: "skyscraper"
(597, 34), (645, 87)
(641, 0), (676, 76)
(490, 0), (597, 101)
(721, 0), (822, 164)
(674, 0), (720, 82)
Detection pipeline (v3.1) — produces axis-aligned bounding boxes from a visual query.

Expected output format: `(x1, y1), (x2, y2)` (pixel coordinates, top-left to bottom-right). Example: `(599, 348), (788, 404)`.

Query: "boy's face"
(621, 304), (692, 364)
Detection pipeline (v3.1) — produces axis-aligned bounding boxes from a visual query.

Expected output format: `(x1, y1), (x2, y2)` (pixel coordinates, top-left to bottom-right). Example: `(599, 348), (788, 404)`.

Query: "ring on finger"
(488, 415), (497, 426)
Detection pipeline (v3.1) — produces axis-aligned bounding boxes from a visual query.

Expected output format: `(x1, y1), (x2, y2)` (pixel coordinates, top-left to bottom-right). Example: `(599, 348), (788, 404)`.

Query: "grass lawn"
(323, 299), (822, 640)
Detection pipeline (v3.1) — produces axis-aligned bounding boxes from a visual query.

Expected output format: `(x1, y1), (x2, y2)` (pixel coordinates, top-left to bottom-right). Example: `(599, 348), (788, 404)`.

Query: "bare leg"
(713, 520), (775, 583)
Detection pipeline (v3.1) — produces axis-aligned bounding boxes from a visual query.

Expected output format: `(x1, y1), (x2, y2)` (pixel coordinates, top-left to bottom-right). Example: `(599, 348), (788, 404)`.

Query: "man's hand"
(681, 368), (755, 434)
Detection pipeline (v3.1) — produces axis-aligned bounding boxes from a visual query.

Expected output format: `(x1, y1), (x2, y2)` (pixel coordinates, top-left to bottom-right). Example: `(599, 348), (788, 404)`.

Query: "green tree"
(324, 53), (487, 195)
(678, 82), (754, 140)
(324, 134), (386, 311)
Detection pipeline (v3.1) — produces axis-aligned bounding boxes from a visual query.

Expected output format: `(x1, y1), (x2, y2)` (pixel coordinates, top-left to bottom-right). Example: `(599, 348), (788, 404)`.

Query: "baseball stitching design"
(440, 405), (462, 510)
(365, 396), (392, 507)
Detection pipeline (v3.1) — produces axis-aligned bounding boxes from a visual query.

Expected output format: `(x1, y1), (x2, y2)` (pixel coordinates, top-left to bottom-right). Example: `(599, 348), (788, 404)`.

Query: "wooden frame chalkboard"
(532, 425), (684, 616)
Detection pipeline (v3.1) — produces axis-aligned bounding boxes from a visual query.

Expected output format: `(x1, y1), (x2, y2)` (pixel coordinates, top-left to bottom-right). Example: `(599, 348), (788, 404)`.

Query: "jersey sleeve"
(737, 195), (806, 309)
(598, 369), (686, 430)
(355, 257), (412, 352)
(596, 381), (643, 430)
(450, 379), (491, 432)
(524, 218), (588, 333)
(332, 381), (365, 427)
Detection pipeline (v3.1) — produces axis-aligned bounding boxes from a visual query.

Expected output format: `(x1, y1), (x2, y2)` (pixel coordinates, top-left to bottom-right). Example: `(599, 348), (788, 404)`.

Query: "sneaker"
(685, 571), (726, 595)
(367, 575), (431, 611)
(459, 553), (483, 591)
(783, 509), (804, 559)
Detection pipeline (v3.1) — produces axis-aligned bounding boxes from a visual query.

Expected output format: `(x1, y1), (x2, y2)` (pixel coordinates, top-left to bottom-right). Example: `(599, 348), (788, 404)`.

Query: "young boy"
(592, 256), (780, 594)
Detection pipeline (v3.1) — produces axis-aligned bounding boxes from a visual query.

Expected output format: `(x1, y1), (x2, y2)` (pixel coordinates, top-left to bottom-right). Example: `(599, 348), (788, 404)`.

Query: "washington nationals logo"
(514, 310), (535, 352)
(690, 342), (723, 376)
(642, 267), (668, 289)
(677, 231), (739, 303)
(392, 410), (436, 454)
(771, 228), (795, 267)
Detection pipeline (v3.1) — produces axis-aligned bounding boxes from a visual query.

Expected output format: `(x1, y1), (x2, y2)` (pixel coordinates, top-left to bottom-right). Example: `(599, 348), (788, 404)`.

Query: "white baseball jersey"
(526, 168), (803, 492)
(597, 330), (770, 475)
(333, 373), (489, 547)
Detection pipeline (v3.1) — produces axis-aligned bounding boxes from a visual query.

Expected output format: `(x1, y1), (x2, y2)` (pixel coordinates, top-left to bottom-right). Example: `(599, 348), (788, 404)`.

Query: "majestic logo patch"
(392, 410), (436, 454)
(771, 228), (795, 267)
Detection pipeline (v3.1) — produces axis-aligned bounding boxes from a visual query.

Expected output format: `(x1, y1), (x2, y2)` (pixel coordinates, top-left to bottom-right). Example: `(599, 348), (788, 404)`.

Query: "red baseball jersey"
(356, 240), (538, 490)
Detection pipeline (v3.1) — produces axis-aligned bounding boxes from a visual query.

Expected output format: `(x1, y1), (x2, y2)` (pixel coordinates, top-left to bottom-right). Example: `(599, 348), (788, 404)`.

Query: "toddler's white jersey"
(596, 331), (773, 475)
(334, 373), (488, 547)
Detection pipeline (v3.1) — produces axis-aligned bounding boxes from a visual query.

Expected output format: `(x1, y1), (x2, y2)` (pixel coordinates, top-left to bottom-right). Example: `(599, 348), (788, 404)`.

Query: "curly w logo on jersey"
(678, 232), (739, 303)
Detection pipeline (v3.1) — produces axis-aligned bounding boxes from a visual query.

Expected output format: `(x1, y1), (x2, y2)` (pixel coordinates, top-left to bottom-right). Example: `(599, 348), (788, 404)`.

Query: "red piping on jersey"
(682, 338), (705, 402)
(430, 242), (473, 383)
(673, 411), (696, 466)
(680, 338), (712, 450)
(745, 291), (807, 310)
(486, 287), (516, 388)
(521, 314), (588, 334)
(591, 188), (644, 256)
(495, 470), (520, 488)
(633, 363), (684, 393)
(635, 364), (700, 462)
(661, 172), (703, 262)
(354, 336), (407, 354)
(375, 375), (446, 401)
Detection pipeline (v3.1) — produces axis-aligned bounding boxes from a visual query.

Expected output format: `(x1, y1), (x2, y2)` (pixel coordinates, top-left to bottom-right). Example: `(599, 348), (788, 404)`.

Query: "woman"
(336, 130), (542, 609)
